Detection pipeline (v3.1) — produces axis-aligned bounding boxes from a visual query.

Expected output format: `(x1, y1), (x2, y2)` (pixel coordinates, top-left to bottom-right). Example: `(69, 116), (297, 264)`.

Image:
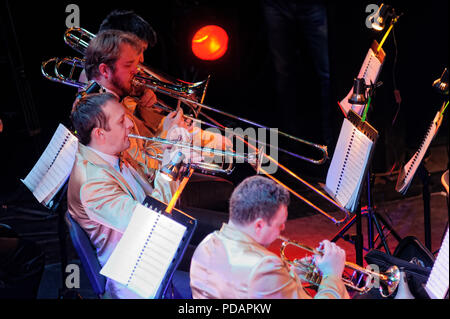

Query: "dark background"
(1, 0), (448, 201)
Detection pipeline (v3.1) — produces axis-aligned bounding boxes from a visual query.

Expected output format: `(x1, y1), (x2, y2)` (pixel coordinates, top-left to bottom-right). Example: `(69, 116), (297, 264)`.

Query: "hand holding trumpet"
(314, 240), (346, 278)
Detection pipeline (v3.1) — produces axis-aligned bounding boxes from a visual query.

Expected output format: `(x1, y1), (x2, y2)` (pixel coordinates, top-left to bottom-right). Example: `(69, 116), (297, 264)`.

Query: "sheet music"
(396, 111), (441, 194)
(340, 47), (383, 116)
(325, 118), (373, 212)
(425, 227), (449, 299)
(21, 124), (78, 206)
(100, 203), (187, 299)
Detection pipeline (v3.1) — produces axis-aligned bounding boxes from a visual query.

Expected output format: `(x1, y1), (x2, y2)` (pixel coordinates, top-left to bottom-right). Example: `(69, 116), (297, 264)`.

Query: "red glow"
(192, 25), (228, 61)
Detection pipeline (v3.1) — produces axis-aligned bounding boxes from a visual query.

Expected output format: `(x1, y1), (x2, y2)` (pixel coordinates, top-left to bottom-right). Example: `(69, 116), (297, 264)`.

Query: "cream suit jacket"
(190, 223), (350, 299)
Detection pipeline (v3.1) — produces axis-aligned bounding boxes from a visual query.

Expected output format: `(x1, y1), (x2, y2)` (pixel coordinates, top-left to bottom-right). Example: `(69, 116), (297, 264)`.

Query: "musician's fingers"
(167, 111), (177, 119)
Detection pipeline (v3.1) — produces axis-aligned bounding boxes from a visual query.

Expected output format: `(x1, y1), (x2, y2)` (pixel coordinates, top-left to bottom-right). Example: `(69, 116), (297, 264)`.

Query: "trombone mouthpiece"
(128, 134), (145, 140)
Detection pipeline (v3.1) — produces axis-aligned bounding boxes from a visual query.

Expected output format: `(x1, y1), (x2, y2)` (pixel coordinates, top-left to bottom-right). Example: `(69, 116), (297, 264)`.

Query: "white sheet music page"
(396, 111), (440, 194)
(425, 227), (449, 299)
(21, 124), (78, 205)
(325, 119), (373, 211)
(340, 47), (382, 116)
(100, 203), (187, 299)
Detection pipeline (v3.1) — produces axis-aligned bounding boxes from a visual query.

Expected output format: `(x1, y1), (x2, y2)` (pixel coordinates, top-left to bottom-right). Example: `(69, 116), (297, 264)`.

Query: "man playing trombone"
(67, 93), (181, 298)
(190, 175), (350, 299)
(83, 26), (233, 203)
(78, 10), (165, 137)
(83, 29), (186, 178)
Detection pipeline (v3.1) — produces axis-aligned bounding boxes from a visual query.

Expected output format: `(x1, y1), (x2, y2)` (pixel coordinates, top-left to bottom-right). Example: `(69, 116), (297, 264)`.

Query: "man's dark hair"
(99, 9), (157, 48)
(84, 29), (142, 81)
(229, 176), (290, 225)
(71, 93), (118, 145)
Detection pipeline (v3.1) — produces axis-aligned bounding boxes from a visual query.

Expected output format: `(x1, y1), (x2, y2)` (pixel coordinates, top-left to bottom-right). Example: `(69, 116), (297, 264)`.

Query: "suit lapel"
(121, 151), (154, 195)
(78, 144), (139, 200)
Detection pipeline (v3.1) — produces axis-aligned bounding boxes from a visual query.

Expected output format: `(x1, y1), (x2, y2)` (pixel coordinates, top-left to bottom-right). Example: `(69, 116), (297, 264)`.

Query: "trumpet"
(279, 237), (401, 297)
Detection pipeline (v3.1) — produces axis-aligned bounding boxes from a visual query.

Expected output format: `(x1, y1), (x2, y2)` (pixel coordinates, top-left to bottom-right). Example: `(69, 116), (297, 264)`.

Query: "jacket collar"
(220, 223), (266, 250)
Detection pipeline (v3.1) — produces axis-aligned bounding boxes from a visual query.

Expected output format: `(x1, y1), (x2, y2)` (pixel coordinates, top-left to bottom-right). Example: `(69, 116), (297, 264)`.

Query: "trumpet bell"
(379, 265), (401, 297)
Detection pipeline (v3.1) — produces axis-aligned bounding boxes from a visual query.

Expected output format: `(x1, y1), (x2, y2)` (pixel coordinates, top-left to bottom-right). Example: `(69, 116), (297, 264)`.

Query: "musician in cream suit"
(190, 175), (350, 299)
(67, 93), (175, 298)
(83, 29), (185, 178)
(83, 29), (232, 207)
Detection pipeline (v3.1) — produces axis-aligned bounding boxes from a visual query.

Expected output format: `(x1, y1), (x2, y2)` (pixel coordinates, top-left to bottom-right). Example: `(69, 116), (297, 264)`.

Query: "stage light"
(433, 68), (449, 95)
(192, 25), (228, 61)
(371, 4), (394, 31)
(349, 78), (367, 105)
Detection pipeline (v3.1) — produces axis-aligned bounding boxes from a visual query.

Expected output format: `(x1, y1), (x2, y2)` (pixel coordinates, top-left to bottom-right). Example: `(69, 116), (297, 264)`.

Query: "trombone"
(41, 55), (329, 166)
(279, 237), (401, 297)
(64, 27), (210, 106)
(42, 27), (353, 225)
(62, 27), (328, 165)
(128, 133), (265, 176)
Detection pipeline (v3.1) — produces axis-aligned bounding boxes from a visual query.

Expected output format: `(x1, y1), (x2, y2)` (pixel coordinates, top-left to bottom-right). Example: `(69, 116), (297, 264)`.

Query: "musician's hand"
(290, 256), (314, 277)
(137, 88), (157, 109)
(163, 109), (184, 132)
(163, 109), (193, 132)
(194, 129), (232, 150)
(211, 133), (232, 151)
(314, 240), (346, 278)
(221, 135), (233, 150)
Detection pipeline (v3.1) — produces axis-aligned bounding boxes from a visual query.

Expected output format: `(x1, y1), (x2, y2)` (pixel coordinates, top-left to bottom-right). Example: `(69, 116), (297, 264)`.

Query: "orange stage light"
(192, 25), (228, 61)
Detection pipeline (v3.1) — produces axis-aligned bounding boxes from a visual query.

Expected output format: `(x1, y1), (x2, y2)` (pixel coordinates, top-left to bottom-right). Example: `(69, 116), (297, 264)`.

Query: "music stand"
(395, 99), (448, 251)
(331, 168), (403, 261)
(331, 86), (402, 266)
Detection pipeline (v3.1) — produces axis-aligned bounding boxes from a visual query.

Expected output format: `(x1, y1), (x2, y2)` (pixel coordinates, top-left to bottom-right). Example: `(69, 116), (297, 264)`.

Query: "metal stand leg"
(418, 162), (432, 251)
(332, 172), (402, 264)
(355, 204), (364, 266)
(58, 205), (68, 295)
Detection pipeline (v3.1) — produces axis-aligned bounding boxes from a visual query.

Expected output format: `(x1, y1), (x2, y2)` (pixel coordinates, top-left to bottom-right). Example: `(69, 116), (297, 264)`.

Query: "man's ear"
(98, 63), (111, 79)
(254, 218), (266, 236)
(91, 127), (104, 144)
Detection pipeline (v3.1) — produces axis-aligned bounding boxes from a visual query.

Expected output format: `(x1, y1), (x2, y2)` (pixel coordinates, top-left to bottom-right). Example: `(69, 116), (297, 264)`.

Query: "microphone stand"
(165, 166), (195, 214)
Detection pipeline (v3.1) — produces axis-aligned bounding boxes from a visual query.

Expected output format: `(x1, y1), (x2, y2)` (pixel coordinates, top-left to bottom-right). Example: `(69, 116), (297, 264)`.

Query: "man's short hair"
(99, 9), (157, 48)
(229, 175), (290, 225)
(71, 93), (117, 145)
(84, 29), (142, 80)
